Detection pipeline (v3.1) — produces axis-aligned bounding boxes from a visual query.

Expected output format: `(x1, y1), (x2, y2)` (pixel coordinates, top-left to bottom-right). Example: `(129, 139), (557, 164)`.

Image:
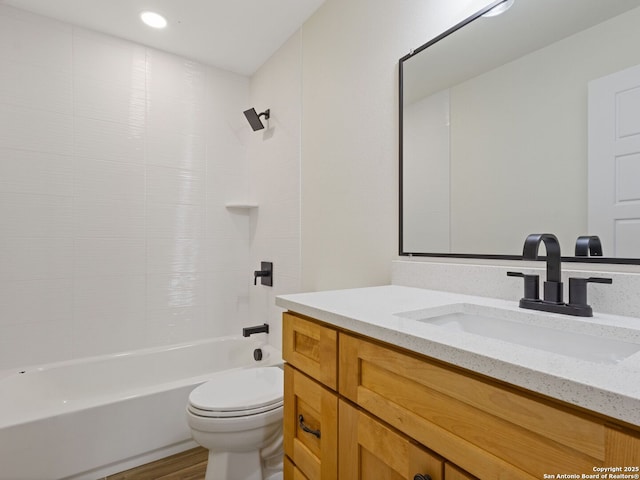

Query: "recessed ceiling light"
(483, 0), (515, 17)
(140, 11), (167, 29)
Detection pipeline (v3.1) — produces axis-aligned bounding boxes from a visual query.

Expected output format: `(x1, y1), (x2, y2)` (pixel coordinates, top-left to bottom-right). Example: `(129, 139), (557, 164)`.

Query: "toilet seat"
(188, 367), (283, 418)
(188, 400), (283, 418)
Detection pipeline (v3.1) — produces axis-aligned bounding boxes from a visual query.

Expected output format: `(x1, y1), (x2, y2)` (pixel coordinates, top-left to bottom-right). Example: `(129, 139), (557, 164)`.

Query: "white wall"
(299, 0), (491, 291)
(0, 6), (253, 369)
(403, 90), (451, 253)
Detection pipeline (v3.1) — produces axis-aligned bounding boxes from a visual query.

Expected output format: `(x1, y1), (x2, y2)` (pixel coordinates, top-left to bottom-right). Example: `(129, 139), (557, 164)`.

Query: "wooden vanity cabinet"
(283, 312), (640, 479)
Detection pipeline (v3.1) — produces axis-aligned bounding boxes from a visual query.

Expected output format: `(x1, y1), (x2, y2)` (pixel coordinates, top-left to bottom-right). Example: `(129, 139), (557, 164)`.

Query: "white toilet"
(186, 366), (284, 480)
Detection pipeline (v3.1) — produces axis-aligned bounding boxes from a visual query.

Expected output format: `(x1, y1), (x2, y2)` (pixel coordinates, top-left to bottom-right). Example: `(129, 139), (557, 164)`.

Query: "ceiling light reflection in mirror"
(140, 11), (167, 29)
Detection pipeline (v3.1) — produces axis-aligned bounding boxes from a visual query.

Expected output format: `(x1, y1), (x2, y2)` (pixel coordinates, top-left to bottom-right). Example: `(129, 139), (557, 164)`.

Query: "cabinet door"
(284, 364), (338, 480)
(283, 312), (337, 390)
(339, 400), (443, 480)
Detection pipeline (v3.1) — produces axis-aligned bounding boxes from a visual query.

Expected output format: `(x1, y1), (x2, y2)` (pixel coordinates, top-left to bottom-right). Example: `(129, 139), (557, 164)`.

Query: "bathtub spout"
(243, 323), (269, 337)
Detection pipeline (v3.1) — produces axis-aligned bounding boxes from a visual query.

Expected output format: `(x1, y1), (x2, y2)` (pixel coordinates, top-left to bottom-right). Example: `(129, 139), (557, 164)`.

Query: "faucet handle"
(575, 235), (603, 256)
(568, 276), (612, 307)
(253, 261), (273, 286)
(507, 271), (540, 301)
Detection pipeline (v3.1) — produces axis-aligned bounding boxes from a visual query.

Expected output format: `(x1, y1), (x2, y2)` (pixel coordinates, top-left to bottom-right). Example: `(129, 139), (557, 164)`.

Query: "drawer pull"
(298, 415), (321, 439)
(413, 475), (432, 480)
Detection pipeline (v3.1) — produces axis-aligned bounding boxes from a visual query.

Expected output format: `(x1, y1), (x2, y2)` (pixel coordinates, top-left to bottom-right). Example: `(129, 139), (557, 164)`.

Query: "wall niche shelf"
(225, 203), (258, 210)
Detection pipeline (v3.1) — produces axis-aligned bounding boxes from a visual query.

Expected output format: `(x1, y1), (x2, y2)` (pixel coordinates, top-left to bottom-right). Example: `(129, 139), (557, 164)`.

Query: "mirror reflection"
(400, 0), (640, 261)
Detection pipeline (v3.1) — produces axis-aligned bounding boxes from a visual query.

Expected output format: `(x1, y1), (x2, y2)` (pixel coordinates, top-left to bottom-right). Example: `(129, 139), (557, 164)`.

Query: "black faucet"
(522, 233), (563, 304)
(508, 233), (611, 317)
(243, 323), (269, 337)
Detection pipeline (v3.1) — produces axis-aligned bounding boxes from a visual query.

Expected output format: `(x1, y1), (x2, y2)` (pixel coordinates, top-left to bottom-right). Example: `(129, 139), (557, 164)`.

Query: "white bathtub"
(0, 336), (282, 480)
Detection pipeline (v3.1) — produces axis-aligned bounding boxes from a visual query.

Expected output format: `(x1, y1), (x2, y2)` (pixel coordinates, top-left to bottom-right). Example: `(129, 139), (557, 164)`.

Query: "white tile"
(0, 61), (72, 113)
(0, 192), (73, 237)
(250, 236), (301, 279)
(250, 150), (299, 202)
(74, 117), (144, 164)
(74, 237), (146, 277)
(146, 273), (205, 309)
(147, 237), (204, 274)
(146, 49), (206, 104)
(206, 205), (251, 242)
(74, 158), (145, 203)
(73, 28), (146, 90)
(205, 269), (251, 331)
(0, 148), (73, 196)
(73, 275), (146, 317)
(0, 320), (72, 370)
(146, 166), (205, 206)
(0, 6), (72, 72)
(145, 306), (208, 346)
(252, 200), (300, 239)
(205, 68), (251, 154)
(205, 67), (250, 117)
(207, 235), (250, 270)
(146, 129), (205, 171)
(0, 278), (72, 327)
(146, 203), (205, 239)
(0, 237), (73, 281)
(146, 95), (206, 136)
(206, 171), (248, 204)
(74, 76), (145, 127)
(74, 199), (145, 238)
(206, 140), (248, 179)
(71, 310), (147, 358)
(0, 104), (73, 155)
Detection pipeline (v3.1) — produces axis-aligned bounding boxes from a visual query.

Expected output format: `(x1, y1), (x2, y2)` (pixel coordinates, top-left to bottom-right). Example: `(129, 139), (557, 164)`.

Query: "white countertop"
(276, 285), (640, 426)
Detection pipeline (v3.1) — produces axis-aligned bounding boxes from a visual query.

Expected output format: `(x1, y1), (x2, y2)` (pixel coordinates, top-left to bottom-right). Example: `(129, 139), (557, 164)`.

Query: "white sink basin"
(396, 304), (640, 365)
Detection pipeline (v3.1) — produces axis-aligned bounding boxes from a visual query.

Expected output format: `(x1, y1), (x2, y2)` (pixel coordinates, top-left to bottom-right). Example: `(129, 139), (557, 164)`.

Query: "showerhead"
(243, 108), (270, 131)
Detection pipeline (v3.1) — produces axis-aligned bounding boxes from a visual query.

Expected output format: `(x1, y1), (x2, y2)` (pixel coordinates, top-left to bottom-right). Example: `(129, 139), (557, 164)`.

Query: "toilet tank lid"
(189, 366), (284, 411)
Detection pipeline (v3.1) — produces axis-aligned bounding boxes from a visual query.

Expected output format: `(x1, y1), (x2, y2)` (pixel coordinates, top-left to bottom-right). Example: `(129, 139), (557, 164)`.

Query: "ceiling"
(0, 0), (325, 75)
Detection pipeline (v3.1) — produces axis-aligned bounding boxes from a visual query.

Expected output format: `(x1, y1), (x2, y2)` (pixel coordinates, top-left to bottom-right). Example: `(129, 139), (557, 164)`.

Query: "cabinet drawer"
(445, 463), (478, 480)
(339, 400), (443, 480)
(283, 312), (337, 390)
(284, 364), (338, 480)
(339, 333), (612, 479)
(284, 456), (310, 480)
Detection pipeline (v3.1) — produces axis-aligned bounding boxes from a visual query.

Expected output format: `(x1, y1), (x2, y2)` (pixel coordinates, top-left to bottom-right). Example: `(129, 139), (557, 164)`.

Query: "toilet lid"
(189, 367), (283, 413)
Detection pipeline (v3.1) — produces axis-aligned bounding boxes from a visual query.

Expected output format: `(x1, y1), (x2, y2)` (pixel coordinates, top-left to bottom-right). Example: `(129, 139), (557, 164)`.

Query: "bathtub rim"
(0, 335), (282, 430)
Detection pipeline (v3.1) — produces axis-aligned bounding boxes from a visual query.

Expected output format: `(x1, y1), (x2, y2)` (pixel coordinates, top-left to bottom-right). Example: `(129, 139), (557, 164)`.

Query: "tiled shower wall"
(0, 6), (254, 369)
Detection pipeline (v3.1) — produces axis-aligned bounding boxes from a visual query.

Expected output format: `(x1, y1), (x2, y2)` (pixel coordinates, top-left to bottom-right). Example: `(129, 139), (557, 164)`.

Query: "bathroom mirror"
(399, 0), (640, 263)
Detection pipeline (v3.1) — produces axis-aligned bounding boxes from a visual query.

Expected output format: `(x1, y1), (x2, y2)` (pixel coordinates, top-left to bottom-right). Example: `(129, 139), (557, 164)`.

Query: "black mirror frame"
(398, 0), (640, 266)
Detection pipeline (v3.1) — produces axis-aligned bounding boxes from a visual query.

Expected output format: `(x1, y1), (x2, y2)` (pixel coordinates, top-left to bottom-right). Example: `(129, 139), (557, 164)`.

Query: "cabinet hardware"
(298, 414), (321, 439)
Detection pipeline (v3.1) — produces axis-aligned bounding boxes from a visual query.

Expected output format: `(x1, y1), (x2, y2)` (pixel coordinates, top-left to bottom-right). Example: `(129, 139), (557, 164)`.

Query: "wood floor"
(105, 447), (208, 480)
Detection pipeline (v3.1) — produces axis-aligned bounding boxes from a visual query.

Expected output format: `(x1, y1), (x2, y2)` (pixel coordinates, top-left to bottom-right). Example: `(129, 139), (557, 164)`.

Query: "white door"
(588, 64), (640, 258)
